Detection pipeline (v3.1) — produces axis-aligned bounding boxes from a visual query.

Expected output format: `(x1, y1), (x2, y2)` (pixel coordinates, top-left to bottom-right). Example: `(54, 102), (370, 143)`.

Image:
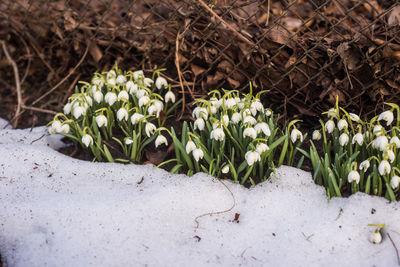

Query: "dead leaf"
(388, 6), (400, 26)
(89, 42), (103, 63)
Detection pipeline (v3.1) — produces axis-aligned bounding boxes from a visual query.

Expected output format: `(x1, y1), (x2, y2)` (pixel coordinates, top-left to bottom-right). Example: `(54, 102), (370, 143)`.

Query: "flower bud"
(222, 165), (230, 174)
(370, 230), (382, 244)
(63, 103), (72, 115)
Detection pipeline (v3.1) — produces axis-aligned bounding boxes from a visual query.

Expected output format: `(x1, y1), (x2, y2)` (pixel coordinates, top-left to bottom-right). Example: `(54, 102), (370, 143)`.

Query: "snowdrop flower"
(391, 176), (400, 189)
(125, 138), (133, 145)
(133, 70), (144, 80)
(145, 122), (156, 137)
(349, 113), (360, 122)
(135, 89), (148, 99)
(165, 91), (175, 103)
(84, 95), (93, 106)
(373, 136), (389, 151)
(352, 133), (364, 146)
(118, 90), (129, 102)
(211, 127), (225, 141)
(390, 136), (400, 148)
(290, 129), (303, 143)
(81, 134), (93, 147)
(209, 97), (219, 107)
(251, 100), (264, 113)
(107, 70), (116, 80)
(265, 109), (272, 116)
(243, 127), (257, 139)
(155, 135), (168, 148)
(222, 165), (230, 174)
(255, 122), (271, 136)
(61, 124), (70, 133)
(63, 103), (72, 115)
(155, 77), (168, 89)
(126, 81), (137, 94)
(192, 147), (204, 162)
(256, 143), (269, 154)
(385, 150), (395, 163)
(325, 120), (335, 134)
(339, 133), (349, 146)
(378, 110), (394, 126)
(92, 76), (104, 87)
(117, 107), (129, 121)
(93, 91), (103, 103)
(327, 108), (338, 118)
(243, 116), (256, 126)
(116, 75), (127, 84)
(194, 118), (205, 131)
(148, 105), (160, 117)
(359, 160), (370, 172)
(73, 105), (86, 119)
(131, 113), (144, 125)
(373, 125), (383, 136)
(224, 98), (236, 109)
(49, 120), (63, 134)
(242, 109), (252, 118)
(245, 151), (261, 166)
(347, 170), (360, 184)
(186, 140), (196, 154)
(193, 107), (208, 120)
(231, 112), (241, 123)
(312, 130), (321, 141)
(222, 115), (229, 126)
(96, 115), (108, 128)
(144, 78), (153, 87)
(370, 230), (382, 244)
(105, 92), (117, 106)
(378, 160), (391, 176)
(337, 119), (348, 131)
(107, 77), (116, 86)
(139, 96), (150, 107)
(212, 121), (220, 130)
(152, 100), (164, 112)
(209, 105), (217, 114)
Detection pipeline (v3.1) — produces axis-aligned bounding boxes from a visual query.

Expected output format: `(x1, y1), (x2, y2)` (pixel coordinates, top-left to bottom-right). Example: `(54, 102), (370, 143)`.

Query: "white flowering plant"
(48, 65), (181, 163)
(160, 87), (304, 185)
(298, 99), (400, 200)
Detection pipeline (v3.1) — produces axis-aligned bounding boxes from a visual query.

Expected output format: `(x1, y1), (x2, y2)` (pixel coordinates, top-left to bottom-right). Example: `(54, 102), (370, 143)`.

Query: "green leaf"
(103, 144), (115, 162)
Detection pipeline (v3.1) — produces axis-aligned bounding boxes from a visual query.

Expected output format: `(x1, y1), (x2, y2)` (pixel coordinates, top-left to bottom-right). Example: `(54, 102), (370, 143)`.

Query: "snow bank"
(0, 124), (399, 267)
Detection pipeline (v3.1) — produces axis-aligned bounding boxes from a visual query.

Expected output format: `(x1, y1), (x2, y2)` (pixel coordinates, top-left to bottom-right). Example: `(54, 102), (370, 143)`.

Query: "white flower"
(231, 113), (241, 123)
(265, 109), (272, 116)
(118, 90), (129, 102)
(211, 127), (225, 141)
(73, 105), (85, 119)
(251, 100), (264, 113)
(327, 108), (338, 118)
(63, 103), (72, 115)
(222, 115), (230, 126)
(391, 176), (400, 189)
(378, 110), (394, 126)
(131, 113), (144, 125)
(352, 133), (364, 146)
(49, 120), (63, 134)
(347, 170), (360, 184)
(96, 115), (108, 128)
(359, 160), (370, 172)
(390, 136), (400, 148)
(81, 134), (93, 147)
(107, 70), (116, 80)
(145, 123), (156, 137)
(93, 91), (103, 103)
(222, 165), (230, 174)
(148, 104), (161, 118)
(243, 116), (256, 126)
(116, 75), (127, 84)
(61, 124), (70, 133)
(373, 136), (389, 151)
(337, 119), (348, 131)
(385, 150), (395, 163)
(209, 105), (217, 114)
(194, 118), (205, 131)
(83, 95), (93, 107)
(256, 143), (269, 154)
(133, 70), (144, 80)
(126, 81), (137, 94)
(242, 109), (252, 118)
(212, 121), (220, 129)
(155, 77), (168, 89)
(373, 125), (383, 136)
(349, 113), (360, 122)
(224, 98), (236, 109)
(339, 133), (349, 146)
(325, 120), (335, 133)
(255, 122), (271, 136)
(155, 135), (168, 148)
(105, 92), (117, 106)
(243, 127), (257, 139)
(139, 96), (150, 107)
(117, 108), (129, 121)
(290, 129), (303, 143)
(193, 107), (208, 120)
(378, 160), (391, 176)
(370, 230), (382, 244)
(144, 78), (154, 87)
(135, 89), (148, 99)
(192, 147), (204, 162)
(312, 130), (321, 141)
(125, 138), (133, 145)
(92, 76), (104, 87)
(186, 140), (196, 154)
(245, 151), (261, 166)
(107, 77), (116, 86)
(165, 91), (175, 103)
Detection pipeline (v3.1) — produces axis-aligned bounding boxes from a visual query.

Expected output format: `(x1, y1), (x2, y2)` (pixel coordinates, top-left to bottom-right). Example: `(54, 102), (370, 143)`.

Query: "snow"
(1, 123), (400, 267)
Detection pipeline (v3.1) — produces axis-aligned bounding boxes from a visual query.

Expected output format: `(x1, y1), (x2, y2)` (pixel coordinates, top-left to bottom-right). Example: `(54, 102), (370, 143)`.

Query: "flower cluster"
(301, 99), (400, 200)
(166, 88), (301, 184)
(48, 66), (180, 163)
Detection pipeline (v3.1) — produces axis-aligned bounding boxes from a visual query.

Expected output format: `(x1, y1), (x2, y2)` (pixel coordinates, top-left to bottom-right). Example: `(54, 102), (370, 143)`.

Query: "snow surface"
(1, 123), (400, 267)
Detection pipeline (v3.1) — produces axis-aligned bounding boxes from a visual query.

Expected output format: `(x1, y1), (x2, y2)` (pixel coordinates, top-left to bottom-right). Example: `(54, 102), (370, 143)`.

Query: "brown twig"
(266, 0), (271, 26)
(175, 32), (185, 120)
(22, 105), (57, 115)
(387, 233), (400, 266)
(1, 40), (23, 128)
